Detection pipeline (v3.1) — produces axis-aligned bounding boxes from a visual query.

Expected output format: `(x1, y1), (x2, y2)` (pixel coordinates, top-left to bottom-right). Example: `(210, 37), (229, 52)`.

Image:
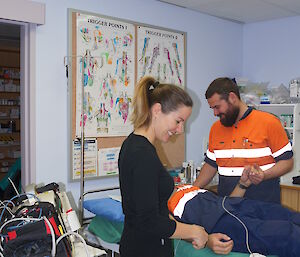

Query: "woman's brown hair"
(131, 76), (193, 129)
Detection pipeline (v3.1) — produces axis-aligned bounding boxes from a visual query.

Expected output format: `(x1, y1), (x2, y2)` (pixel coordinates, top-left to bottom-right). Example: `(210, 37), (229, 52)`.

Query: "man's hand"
(248, 164), (264, 185)
(207, 233), (233, 255)
(240, 166), (252, 187)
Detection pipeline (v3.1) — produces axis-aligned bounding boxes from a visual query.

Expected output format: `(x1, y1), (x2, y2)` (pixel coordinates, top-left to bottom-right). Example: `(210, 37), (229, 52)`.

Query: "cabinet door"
(280, 187), (298, 212)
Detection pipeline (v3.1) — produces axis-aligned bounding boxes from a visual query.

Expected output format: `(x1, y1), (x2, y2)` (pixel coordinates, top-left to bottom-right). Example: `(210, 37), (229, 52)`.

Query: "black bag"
(292, 175), (300, 185)
(2, 202), (72, 257)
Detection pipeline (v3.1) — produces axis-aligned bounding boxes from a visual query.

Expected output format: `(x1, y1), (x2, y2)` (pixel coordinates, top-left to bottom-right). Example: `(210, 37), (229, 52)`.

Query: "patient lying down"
(168, 169), (300, 257)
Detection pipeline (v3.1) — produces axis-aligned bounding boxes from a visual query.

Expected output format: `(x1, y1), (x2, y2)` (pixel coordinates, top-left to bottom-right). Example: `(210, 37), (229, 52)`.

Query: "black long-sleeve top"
(118, 133), (176, 257)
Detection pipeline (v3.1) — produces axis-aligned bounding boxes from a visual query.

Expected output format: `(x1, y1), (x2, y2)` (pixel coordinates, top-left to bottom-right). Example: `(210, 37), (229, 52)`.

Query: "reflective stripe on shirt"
(218, 163), (275, 176)
(214, 147), (272, 158)
(172, 189), (206, 218)
(272, 142), (292, 158)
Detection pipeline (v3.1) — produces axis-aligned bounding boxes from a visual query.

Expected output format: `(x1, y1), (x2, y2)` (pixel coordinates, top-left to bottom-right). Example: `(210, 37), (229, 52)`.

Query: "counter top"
(280, 180), (300, 189)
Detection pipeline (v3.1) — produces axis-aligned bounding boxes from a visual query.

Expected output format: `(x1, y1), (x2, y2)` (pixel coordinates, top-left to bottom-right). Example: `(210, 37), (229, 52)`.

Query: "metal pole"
(79, 53), (86, 225)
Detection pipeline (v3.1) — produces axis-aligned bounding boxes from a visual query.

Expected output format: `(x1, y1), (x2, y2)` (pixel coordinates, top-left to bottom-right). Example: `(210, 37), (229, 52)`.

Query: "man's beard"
(219, 104), (240, 127)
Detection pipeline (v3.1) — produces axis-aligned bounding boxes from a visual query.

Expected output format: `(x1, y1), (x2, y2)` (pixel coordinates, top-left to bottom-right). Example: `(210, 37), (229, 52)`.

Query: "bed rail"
(79, 186), (120, 225)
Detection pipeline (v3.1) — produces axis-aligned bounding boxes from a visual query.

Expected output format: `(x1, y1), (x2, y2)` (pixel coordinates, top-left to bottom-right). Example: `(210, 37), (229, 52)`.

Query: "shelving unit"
(0, 66), (20, 179)
(256, 104), (300, 183)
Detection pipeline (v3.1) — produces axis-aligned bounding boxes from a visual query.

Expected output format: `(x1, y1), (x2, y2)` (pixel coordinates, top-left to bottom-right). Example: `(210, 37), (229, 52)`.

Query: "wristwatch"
(238, 182), (249, 190)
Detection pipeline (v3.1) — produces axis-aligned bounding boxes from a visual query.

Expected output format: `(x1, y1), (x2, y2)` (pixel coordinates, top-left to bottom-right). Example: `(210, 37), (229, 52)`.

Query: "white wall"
(34, 0), (243, 202)
(243, 16), (300, 86)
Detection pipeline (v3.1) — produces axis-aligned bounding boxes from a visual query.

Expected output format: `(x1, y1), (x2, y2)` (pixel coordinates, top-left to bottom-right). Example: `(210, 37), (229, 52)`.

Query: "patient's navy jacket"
(119, 133), (176, 257)
(169, 185), (300, 257)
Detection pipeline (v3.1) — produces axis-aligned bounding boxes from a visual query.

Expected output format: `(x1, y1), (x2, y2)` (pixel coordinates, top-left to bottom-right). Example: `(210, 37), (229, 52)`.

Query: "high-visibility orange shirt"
(205, 107), (293, 202)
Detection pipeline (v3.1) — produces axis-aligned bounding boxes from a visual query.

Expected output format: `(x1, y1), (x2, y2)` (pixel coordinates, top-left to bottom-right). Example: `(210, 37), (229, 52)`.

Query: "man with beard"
(193, 77), (293, 203)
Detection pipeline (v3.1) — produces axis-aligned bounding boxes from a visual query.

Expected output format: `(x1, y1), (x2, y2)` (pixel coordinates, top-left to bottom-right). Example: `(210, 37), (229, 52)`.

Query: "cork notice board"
(68, 9), (186, 180)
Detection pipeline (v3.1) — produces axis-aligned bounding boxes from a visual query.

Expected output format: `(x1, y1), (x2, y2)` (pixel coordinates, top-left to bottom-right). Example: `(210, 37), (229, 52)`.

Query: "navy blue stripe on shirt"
(274, 151), (293, 162)
(204, 155), (218, 168)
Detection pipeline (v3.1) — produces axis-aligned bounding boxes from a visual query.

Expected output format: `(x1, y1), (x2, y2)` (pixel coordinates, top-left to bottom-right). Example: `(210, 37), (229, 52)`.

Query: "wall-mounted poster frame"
(67, 8), (186, 181)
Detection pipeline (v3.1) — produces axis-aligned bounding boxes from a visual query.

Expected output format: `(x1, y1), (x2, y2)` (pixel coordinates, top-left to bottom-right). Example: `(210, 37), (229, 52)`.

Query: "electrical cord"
(43, 216), (56, 257)
(174, 239), (182, 255)
(0, 193), (40, 222)
(0, 205), (14, 217)
(0, 216), (56, 257)
(2, 200), (15, 208)
(221, 196), (252, 255)
(8, 178), (19, 196)
(0, 217), (42, 253)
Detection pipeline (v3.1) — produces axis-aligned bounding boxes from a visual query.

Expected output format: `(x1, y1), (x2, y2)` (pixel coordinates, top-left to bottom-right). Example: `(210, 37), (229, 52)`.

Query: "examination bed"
(81, 188), (277, 257)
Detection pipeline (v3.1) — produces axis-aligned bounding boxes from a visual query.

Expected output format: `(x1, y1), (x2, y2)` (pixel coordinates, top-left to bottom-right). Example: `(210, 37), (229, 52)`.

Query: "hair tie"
(149, 81), (160, 91)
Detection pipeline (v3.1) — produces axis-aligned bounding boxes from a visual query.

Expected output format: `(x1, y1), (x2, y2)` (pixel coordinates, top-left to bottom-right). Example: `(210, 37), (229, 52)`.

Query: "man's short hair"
(205, 77), (240, 100)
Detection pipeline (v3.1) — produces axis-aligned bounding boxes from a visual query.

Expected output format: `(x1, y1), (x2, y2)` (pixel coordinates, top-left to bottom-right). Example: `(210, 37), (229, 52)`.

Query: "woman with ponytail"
(118, 76), (208, 257)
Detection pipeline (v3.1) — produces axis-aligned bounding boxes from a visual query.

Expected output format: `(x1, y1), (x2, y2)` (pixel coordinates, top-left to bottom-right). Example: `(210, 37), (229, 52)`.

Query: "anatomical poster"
(75, 13), (135, 137)
(137, 26), (185, 88)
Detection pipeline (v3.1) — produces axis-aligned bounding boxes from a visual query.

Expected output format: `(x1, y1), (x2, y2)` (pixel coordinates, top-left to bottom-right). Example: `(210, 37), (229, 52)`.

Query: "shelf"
(0, 64), (21, 175)
(0, 91), (20, 94)
(0, 157), (19, 162)
(0, 49), (20, 54)
(0, 117), (19, 120)
(0, 105), (20, 107)
(0, 132), (20, 135)
(0, 76), (20, 81)
(258, 103), (296, 107)
(0, 143), (20, 147)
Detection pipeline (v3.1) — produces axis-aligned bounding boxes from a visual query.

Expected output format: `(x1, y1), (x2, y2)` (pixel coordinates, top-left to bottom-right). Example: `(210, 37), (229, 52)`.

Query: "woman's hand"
(191, 225), (208, 249)
(207, 233), (233, 254)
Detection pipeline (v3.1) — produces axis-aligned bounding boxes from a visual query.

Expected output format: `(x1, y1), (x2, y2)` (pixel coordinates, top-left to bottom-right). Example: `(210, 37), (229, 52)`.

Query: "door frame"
(0, 19), (37, 187)
(0, 0), (45, 187)
(20, 22), (37, 186)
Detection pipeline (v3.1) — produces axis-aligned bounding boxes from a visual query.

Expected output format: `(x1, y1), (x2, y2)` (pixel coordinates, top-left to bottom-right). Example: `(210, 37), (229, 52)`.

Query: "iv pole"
(65, 50), (104, 225)
(64, 52), (87, 225)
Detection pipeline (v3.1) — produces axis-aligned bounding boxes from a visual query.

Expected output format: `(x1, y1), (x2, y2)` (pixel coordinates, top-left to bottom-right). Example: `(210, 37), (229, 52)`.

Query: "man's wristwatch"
(238, 182), (249, 190)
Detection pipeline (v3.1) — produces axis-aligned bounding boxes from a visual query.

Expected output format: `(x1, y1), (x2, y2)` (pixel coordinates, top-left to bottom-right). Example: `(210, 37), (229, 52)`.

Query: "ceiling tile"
(158, 0), (300, 23)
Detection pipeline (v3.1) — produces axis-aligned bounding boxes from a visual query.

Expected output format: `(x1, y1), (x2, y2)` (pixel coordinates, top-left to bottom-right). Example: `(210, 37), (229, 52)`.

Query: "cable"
(8, 177), (19, 196)
(2, 200), (15, 208)
(56, 231), (90, 257)
(43, 216), (56, 257)
(0, 217), (56, 257)
(0, 202), (15, 222)
(10, 192), (40, 203)
(0, 193), (40, 222)
(174, 239), (182, 256)
(221, 196), (252, 254)
(0, 217), (42, 253)
(0, 206), (14, 217)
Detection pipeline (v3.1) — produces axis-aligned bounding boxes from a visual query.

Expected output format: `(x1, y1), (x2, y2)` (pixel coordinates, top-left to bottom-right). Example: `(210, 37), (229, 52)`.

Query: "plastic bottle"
(188, 160), (194, 184)
(182, 162), (188, 184)
(196, 166), (201, 179)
